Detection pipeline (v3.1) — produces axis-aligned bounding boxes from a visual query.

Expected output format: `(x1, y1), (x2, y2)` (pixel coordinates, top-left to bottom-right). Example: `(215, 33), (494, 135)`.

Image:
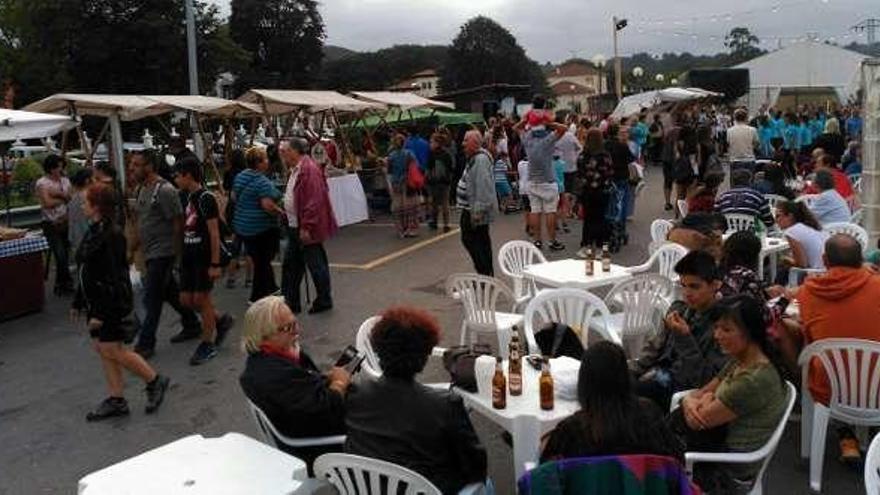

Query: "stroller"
(604, 182), (628, 253)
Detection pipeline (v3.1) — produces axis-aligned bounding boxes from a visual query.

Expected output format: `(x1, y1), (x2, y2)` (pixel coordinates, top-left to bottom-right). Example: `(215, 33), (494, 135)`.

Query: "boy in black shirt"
(174, 157), (234, 365)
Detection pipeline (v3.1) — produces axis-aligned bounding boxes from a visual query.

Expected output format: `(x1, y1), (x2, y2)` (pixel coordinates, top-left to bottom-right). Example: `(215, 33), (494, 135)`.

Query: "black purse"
(442, 344), (493, 392)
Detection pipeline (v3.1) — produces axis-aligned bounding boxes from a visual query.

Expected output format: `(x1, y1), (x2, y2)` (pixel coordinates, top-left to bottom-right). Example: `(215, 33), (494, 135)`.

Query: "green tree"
(439, 16), (547, 94)
(724, 27), (763, 65)
(230, 0), (325, 90)
(320, 45), (448, 92)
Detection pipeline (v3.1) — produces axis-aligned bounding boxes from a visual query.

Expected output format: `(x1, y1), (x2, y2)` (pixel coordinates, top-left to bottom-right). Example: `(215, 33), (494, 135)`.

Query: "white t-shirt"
(785, 222), (829, 269)
(727, 123), (760, 162)
(517, 160), (529, 193)
(554, 132), (582, 173)
(35, 175), (71, 222)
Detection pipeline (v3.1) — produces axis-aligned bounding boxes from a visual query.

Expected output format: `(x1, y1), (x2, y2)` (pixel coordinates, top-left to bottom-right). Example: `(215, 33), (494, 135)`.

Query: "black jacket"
(73, 220), (130, 322)
(239, 350), (346, 440)
(344, 377), (487, 495)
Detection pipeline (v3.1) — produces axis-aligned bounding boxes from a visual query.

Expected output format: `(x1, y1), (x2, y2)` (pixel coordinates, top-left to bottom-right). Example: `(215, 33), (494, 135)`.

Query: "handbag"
(407, 159), (426, 190)
(534, 323), (584, 360)
(442, 344), (493, 392)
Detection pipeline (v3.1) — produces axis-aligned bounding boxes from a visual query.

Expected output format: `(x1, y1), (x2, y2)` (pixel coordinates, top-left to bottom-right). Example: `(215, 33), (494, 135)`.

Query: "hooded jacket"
(798, 267), (880, 404)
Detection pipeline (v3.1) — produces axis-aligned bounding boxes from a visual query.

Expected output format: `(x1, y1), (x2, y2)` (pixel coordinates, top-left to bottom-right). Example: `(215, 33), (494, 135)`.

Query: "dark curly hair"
(370, 306), (441, 379)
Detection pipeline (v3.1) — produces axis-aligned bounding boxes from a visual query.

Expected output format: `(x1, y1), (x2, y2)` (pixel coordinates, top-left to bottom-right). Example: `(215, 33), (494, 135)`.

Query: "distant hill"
(320, 44), (449, 92)
(324, 45), (358, 62)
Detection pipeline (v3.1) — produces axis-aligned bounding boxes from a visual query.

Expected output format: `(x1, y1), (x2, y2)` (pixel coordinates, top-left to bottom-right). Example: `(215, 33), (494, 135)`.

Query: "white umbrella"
(0, 109), (77, 142)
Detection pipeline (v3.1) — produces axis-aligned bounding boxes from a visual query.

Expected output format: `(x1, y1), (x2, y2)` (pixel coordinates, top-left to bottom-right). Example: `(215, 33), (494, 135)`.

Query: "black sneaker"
(86, 397), (130, 422)
(170, 327), (201, 344)
(134, 346), (155, 360)
(215, 313), (235, 347)
(664, 203), (673, 211)
(189, 342), (218, 366)
(145, 375), (170, 414)
(548, 240), (565, 252)
(308, 302), (333, 315)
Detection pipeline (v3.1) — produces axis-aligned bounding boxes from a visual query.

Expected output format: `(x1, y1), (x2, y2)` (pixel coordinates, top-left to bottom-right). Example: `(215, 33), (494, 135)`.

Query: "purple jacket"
(294, 156), (338, 244)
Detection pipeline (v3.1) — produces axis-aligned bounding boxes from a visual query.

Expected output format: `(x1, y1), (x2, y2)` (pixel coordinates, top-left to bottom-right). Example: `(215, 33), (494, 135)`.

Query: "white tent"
(349, 91), (454, 110)
(735, 42), (870, 114)
(0, 109), (77, 142)
(238, 90), (383, 115)
(610, 88), (721, 119)
(23, 94), (166, 121)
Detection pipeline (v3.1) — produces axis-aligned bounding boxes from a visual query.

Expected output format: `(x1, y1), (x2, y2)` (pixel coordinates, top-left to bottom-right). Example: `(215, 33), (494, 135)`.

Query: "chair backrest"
(748, 381), (798, 491)
(445, 273), (516, 329)
(787, 267), (826, 288)
(650, 219), (674, 244)
(604, 274), (672, 339)
(866, 432), (880, 494)
(314, 453), (442, 495)
(523, 288), (618, 354)
(635, 242), (689, 279)
(796, 194), (820, 208)
(764, 194), (788, 211)
(246, 398), (282, 449)
(799, 339), (880, 424)
(851, 208), (864, 226)
(724, 213), (756, 234)
(355, 316), (383, 380)
(498, 240), (547, 299)
(244, 397), (346, 449)
(677, 199), (688, 217)
(822, 222), (869, 252)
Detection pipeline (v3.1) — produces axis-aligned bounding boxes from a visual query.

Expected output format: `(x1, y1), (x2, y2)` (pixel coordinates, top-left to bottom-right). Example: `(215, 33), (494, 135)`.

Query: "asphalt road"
(0, 168), (865, 494)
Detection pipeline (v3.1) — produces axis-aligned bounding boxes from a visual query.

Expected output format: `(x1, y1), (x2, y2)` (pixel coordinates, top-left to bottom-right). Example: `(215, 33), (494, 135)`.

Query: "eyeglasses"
(278, 321), (300, 334)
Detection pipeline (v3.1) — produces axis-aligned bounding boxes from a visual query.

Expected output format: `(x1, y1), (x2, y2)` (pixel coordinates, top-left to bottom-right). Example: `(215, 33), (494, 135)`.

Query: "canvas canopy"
(23, 94), (167, 121)
(239, 90), (382, 115)
(0, 109), (78, 142)
(610, 88), (721, 119)
(349, 91), (454, 110)
(347, 108), (483, 128)
(139, 95), (263, 119)
(735, 42), (870, 114)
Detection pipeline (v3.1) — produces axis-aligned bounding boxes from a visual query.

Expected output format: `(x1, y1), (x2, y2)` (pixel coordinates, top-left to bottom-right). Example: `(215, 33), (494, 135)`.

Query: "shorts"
(495, 181), (512, 197)
(563, 172), (578, 194)
(180, 253), (213, 293)
(89, 320), (128, 343)
(528, 182), (560, 214)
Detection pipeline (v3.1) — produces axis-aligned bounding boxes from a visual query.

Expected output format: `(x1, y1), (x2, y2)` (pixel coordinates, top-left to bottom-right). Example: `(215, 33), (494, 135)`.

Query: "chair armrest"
(282, 435), (346, 448)
(669, 389), (697, 413)
(685, 450), (766, 475)
(625, 262), (650, 274)
(431, 346), (447, 358)
(458, 482), (487, 495)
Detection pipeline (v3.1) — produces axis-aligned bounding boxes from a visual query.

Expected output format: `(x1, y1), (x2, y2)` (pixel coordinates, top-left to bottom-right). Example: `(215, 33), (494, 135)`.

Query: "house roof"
(551, 81), (594, 96)
(389, 69), (439, 91)
(548, 60), (601, 78)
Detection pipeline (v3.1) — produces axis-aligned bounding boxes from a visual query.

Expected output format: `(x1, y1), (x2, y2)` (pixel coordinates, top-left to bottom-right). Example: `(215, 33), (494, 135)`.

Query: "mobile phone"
(335, 345), (366, 374)
(526, 355), (544, 371)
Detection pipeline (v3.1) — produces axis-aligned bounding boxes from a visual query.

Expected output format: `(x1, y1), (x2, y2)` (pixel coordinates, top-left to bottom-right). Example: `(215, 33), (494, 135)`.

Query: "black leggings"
(242, 228), (280, 302)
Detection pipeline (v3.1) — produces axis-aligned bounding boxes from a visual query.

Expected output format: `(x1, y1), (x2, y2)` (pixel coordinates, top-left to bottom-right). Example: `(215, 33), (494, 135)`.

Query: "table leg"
(511, 416), (542, 481)
(769, 252), (778, 283)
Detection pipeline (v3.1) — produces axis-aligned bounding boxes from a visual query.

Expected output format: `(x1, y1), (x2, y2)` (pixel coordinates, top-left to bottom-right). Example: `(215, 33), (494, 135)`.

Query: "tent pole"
(87, 120), (111, 167)
(196, 116), (223, 193)
(109, 113), (126, 191)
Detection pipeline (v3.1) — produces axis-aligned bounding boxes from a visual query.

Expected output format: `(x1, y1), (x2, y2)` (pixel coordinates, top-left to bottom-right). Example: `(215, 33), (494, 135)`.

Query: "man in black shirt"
(174, 157), (234, 365)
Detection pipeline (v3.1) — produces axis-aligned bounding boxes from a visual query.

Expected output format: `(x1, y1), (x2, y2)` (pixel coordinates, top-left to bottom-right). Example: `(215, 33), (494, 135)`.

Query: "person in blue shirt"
(843, 142), (862, 176)
(782, 113), (800, 152)
(798, 115), (813, 153)
(404, 127), (430, 171)
(846, 112), (863, 142)
(628, 115), (649, 160)
(758, 116), (774, 158)
(494, 155), (513, 213)
(771, 111), (786, 140)
(809, 115), (823, 141)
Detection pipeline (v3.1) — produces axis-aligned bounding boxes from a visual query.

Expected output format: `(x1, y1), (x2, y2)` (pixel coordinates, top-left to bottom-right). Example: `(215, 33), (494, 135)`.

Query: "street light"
(612, 16), (628, 101)
(592, 54), (608, 94)
(671, 78), (679, 86)
(655, 74), (665, 82)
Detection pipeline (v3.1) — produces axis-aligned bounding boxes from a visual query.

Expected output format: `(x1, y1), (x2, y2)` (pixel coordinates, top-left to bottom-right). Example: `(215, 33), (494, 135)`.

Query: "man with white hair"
(456, 130), (498, 276)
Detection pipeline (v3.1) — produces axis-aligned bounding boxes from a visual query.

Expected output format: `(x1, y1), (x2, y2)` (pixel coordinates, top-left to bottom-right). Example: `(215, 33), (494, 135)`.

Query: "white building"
(546, 60), (606, 113)
(388, 69), (440, 98)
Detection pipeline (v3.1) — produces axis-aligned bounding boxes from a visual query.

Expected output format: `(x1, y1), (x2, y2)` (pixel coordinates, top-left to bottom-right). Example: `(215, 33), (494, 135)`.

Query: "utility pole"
(853, 18), (880, 45)
(613, 16), (628, 101)
(184, 0), (199, 95)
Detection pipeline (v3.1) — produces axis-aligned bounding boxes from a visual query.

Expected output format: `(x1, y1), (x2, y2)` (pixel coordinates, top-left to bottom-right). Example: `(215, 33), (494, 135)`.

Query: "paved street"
(0, 168), (864, 494)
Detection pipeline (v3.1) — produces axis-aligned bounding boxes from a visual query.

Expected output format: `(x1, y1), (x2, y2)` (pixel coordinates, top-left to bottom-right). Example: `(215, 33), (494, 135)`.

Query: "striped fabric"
(714, 187), (774, 227)
(456, 170), (470, 210)
(232, 169), (281, 237)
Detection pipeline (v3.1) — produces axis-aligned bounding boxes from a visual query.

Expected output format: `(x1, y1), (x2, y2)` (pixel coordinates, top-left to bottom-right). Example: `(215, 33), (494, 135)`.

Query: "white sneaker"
(576, 247), (588, 259)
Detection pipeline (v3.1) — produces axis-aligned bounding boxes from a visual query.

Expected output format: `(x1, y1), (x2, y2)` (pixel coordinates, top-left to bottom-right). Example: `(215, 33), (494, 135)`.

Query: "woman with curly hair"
(345, 306), (487, 494)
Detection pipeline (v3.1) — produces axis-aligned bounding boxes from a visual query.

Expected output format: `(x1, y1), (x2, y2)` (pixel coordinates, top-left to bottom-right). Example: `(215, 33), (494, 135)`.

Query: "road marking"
(329, 228), (461, 271)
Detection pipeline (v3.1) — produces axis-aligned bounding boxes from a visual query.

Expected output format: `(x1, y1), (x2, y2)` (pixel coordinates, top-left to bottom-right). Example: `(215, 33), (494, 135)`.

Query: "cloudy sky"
(211, 0), (876, 63)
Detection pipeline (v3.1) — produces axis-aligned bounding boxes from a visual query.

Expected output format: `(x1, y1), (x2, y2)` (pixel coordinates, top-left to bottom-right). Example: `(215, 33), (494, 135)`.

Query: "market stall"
(609, 87), (722, 120)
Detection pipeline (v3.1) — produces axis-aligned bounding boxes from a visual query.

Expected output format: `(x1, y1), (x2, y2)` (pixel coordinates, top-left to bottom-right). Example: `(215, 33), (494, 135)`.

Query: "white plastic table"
(523, 259), (633, 291)
(77, 433), (308, 495)
(454, 356), (580, 481)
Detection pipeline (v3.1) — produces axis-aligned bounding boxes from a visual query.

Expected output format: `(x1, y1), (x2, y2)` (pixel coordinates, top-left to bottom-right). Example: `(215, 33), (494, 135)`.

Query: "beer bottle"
(508, 332), (523, 396)
(601, 243), (611, 272)
(492, 356), (506, 409)
(539, 356), (554, 411)
(584, 247), (594, 276)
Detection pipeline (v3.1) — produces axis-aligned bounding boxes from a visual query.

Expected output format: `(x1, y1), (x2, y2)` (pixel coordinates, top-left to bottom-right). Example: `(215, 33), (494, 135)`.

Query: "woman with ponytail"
(671, 295), (788, 494)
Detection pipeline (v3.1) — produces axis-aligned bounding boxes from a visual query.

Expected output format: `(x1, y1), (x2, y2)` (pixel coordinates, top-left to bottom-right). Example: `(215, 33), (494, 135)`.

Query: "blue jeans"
(135, 256), (200, 350)
(282, 227), (332, 311)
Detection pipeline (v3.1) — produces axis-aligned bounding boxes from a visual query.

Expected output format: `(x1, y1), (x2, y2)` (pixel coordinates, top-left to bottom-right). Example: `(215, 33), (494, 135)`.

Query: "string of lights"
(627, 0), (831, 27)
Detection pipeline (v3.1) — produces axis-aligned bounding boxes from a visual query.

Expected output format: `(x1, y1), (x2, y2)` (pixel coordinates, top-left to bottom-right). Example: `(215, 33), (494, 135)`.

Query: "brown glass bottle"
(508, 332), (523, 396)
(539, 356), (554, 411)
(584, 248), (594, 276)
(492, 356), (506, 409)
(601, 243), (611, 272)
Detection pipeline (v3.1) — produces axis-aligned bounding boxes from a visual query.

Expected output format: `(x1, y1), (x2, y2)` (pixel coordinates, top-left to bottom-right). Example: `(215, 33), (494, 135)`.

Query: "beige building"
(546, 60), (606, 113)
(388, 69), (440, 98)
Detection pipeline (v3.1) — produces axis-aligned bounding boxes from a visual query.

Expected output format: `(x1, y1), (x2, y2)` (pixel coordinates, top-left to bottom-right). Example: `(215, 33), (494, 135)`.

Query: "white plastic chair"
(670, 381), (797, 495)
(796, 194), (820, 208)
(600, 274), (673, 357)
(798, 339), (880, 492)
(851, 208), (864, 226)
(764, 194), (789, 211)
(822, 222), (869, 253)
(866, 432), (880, 495)
(627, 242), (689, 280)
(498, 240), (548, 310)
(850, 174), (863, 194)
(445, 273), (523, 358)
(314, 453), (485, 495)
(787, 267), (826, 288)
(522, 288), (620, 355)
(355, 316), (383, 380)
(677, 199), (688, 217)
(724, 213), (756, 235)
(245, 398), (346, 449)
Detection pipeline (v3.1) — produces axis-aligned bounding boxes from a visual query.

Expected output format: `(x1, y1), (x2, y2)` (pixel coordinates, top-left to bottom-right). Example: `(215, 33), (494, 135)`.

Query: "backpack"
(194, 190), (233, 267)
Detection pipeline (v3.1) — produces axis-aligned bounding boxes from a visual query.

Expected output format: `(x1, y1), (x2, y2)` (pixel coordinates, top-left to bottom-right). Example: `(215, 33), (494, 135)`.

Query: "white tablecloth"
(78, 433), (308, 495)
(523, 259), (633, 291)
(328, 174), (368, 227)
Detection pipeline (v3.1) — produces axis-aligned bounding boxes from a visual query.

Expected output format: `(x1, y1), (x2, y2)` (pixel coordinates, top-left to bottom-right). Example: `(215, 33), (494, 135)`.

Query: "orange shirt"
(797, 267), (880, 405)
